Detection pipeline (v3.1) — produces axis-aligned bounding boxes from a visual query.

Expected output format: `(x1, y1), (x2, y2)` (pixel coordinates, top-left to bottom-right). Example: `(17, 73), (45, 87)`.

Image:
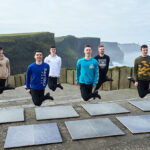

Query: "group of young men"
(0, 44), (150, 107)
(26, 46), (63, 106)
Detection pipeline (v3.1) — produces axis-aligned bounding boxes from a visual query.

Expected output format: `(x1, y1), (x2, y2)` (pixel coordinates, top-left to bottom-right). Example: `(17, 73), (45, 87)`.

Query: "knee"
(34, 102), (42, 106)
(139, 93), (145, 98)
(82, 95), (89, 101)
(0, 90), (3, 94)
(49, 85), (56, 91)
(51, 86), (56, 91)
(51, 87), (56, 91)
(33, 100), (42, 106)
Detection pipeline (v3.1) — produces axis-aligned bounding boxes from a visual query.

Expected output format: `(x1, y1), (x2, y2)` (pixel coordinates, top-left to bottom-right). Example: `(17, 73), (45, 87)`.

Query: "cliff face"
(0, 32), (55, 74)
(101, 42), (124, 63)
(118, 43), (140, 53)
(0, 32), (134, 75)
(55, 35), (101, 67)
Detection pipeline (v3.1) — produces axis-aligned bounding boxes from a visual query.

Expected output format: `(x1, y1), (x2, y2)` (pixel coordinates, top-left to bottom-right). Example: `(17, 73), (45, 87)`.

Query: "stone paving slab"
(81, 103), (130, 116)
(35, 105), (79, 120)
(4, 123), (62, 148)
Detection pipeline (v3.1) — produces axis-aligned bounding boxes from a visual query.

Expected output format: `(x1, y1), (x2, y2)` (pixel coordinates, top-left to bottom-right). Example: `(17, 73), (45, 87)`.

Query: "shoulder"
(56, 55), (61, 61)
(43, 62), (49, 67)
(44, 56), (48, 60)
(78, 58), (84, 62)
(77, 58), (84, 64)
(104, 54), (110, 59)
(135, 56), (141, 61)
(94, 55), (99, 59)
(44, 55), (50, 60)
(4, 56), (9, 62)
(27, 63), (35, 69)
(92, 58), (98, 64)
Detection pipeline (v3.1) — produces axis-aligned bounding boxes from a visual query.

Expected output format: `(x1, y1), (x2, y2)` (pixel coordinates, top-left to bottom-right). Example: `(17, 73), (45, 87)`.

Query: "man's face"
(98, 47), (104, 55)
(50, 48), (56, 55)
(0, 50), (3, 57)
(141, 47), (148, 56)
(84, 47), (92, 57)
(34, 52), (43, 61)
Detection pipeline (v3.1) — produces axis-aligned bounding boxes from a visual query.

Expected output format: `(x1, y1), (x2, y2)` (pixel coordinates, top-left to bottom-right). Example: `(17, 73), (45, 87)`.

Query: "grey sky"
(0, 0), (150, 45)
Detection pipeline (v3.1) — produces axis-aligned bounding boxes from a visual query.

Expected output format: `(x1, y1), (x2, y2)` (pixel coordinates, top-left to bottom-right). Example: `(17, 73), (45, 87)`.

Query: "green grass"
(0, 32), (52, 37)
(55, 35), (75, 42)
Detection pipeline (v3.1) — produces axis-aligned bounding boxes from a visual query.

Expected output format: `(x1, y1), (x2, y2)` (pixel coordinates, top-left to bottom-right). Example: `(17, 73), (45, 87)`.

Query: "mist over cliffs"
(0, 32), (140, 74)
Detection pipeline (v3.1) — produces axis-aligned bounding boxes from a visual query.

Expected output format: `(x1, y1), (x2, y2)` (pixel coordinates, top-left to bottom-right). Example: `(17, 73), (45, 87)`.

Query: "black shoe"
(92, 90), (101, 100)
(57, 83), (63, 90)
(5, 84), (15, 90)
(106, 76), (113, 81)
(45, 93), (54, 100)
(128, 77), (135, 83)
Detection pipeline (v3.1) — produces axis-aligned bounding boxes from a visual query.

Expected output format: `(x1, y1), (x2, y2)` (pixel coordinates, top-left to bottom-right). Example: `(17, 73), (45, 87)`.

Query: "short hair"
(50, 46), (56, 49)
(98, 45), (104, 49)
(34, 50), (43, 55)
(0, 47), (3, 50)
(84, 45), (91, 48)
(141, 44), (148, 50)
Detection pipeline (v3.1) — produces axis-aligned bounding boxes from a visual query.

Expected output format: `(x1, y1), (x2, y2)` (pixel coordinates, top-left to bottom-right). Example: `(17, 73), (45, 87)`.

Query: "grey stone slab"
(4, 123), (62, 148)
(0, 108), (24, 123)
(81, 103), (129, 116)
(116, 114), (150, 134)
(35, 105), (79, 120)
(65, 118), (125, 140)
(129, 100), (150, 111)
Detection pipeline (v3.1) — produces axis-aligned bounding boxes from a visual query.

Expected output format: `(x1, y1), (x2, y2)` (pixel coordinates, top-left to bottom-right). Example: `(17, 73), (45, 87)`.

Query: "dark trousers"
(96, 77), (108, 90)
(137, 80), (150, 98)
(48, 77), (58, 91)
(0, 79), (6, 94)
(80, 83), (93, 101)
(30, 89), (47, 106)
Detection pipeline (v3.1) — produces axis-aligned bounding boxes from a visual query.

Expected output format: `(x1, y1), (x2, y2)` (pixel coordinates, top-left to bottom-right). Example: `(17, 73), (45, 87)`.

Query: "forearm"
(134, 61), (138, 81)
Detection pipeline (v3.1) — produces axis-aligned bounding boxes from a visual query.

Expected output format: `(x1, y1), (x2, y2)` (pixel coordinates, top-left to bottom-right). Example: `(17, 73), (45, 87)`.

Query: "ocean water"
(111, 52), (141, 67)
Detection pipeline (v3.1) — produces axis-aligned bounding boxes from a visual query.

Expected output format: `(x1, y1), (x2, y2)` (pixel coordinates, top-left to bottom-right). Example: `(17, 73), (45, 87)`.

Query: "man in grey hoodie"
(0, 47), (14, 94)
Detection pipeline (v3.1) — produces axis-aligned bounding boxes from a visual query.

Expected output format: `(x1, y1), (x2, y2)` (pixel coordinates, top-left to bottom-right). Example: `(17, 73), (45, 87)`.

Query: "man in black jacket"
(94, 45), (113, 90)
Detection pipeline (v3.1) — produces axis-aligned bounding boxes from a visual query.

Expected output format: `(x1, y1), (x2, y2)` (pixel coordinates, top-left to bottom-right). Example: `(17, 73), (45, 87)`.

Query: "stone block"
(67, 70), (74, 84)
(14, 75), (21, 87)
(7, 76), (15, 88)
(119, 67), (132, 89)
(103, 70), (112, 91)
(59, 68), (67, 83)
(111, 68), (120, 90)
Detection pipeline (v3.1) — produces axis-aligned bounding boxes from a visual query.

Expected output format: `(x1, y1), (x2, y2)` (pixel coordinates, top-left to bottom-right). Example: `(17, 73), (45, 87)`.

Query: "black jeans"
(30, 89), (47, 106)
(96, 76), (108, 90)
(137, 80), (150, 98)
(80, 83), (93, 101)
(48, 77), (58, 91)
(0, 79), (6, 94)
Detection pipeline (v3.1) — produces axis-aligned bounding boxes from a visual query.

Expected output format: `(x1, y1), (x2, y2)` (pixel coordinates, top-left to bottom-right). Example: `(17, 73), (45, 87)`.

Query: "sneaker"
(57, 83), (63, 90)
(92, 90), (101, 100)
(5, 84), (15, 90)
(128, 77), (135, 83)
(106, 76), (113, 81)
(45, 93), (54, 100)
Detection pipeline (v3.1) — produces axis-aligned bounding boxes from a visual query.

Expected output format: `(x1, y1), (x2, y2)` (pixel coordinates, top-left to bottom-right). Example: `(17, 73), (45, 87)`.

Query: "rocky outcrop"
(101, 42), (124, 64)
(55, 35), (101, 67)
(0, 32), (55, 74)
(118, 43), (140, 53)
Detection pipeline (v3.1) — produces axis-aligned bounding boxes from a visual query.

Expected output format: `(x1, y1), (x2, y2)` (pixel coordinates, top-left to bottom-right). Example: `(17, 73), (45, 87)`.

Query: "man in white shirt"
(44, 46), (63, 91)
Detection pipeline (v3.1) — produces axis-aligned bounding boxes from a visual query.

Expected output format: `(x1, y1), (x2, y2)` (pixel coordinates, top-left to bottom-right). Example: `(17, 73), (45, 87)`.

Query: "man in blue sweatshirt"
(26, 50), (53, 106)
(76, 45), (101, 101)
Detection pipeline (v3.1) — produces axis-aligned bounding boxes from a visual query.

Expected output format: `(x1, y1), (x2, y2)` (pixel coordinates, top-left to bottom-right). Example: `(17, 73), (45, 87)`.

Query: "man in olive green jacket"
(129, 45), (150, 98)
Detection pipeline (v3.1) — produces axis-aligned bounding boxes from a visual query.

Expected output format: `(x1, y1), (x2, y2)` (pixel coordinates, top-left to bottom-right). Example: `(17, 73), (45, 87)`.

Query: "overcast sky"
(0, 0), (150, 46)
